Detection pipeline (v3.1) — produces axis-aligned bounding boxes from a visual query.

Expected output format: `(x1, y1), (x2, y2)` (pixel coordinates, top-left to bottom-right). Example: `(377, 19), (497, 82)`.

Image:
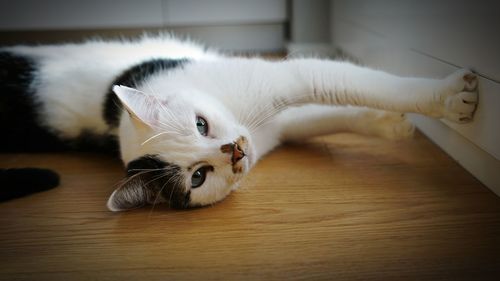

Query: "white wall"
(287, 0), (334, 57)
(0, 0), (164, 30)
(290, 0), (330, 43)
(0, 0), (287, 52)
(330, 0), (500, 195)
(163, 0), (286, 26)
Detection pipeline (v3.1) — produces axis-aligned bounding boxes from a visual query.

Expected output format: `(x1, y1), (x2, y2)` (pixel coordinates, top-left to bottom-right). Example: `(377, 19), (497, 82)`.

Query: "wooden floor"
(1, 131), (499, 281)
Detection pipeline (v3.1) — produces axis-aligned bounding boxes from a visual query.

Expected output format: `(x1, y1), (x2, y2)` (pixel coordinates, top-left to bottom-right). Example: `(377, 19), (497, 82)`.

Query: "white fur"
(5, 35), (478, 210)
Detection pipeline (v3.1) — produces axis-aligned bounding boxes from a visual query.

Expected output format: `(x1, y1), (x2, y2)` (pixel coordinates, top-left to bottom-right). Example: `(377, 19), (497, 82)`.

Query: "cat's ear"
(108, 155), (170, 211)
(106, 179), (151, 211)
(112, 85), (160, 127)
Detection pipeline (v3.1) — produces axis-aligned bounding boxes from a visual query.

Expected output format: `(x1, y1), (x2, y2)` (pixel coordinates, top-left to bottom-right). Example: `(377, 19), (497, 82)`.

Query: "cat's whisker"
(154, 123), (186, 136)
(238, 88), (269, 127)
(244, 95), (291, 128)
(149, 172), (183, 216)
(142, 171), (171, 187)
(248, 103), (288, 133)
(242, 103), (273, 132)
(249, 103), (281, 129)
(246, 103), (285, 133)
(128, 113), (180, 136)
(141, 131), (170, 146)
(156, 105), (185, 132)
(237, 70), (258, 125)
(167, 174), (183, 209)
(119, 167), (181, 191)
(127, 166), (180, 173)
(240, 92), (272, 128)
(154, 107), (184, 133)
(245, 94), (311, 133)
(250, 106), (291, 133)
(113, 169), (163, 191)
(159, 124), (186, 136)
(136, 82), (186, 134)
(146, 173), (173, 214)
(241, 104), (261, 130)
(148, 179), (169, 217)
(150, 95), (187, 134)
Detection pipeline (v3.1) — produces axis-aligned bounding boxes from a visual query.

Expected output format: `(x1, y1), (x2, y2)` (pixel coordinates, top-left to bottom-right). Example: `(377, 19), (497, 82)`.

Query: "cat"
(0, 34), (478, 210)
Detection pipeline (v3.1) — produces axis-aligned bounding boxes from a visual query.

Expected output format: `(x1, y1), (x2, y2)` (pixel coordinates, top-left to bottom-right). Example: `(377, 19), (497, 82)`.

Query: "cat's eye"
(191, 166), (213, 188)
(196, 116), (208, 136)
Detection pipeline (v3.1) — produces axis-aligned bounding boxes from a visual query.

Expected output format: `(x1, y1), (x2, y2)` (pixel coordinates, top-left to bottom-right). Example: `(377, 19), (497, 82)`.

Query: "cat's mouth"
(233, 147), (255, 175)
(231, 158), (246, 174)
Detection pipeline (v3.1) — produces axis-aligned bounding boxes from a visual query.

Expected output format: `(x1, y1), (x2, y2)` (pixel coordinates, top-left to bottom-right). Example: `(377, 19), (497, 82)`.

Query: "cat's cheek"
(246, 149), (257, 170)
(189, 183), (233, 207)
(242, 158), (251, 173)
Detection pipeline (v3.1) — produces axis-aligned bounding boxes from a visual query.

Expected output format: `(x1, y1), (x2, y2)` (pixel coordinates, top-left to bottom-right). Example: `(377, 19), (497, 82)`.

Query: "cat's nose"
(232, 143), (245, 163)
(220, 143), (246, 164)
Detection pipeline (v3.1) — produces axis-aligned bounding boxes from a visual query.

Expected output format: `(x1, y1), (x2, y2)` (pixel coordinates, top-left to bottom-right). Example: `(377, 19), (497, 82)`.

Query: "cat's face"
(107, 85), (255, 211)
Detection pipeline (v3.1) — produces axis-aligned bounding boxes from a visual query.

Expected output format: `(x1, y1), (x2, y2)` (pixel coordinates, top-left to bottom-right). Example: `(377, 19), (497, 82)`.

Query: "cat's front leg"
(267, 60), (479, 124)
(277, 106), (415, 142)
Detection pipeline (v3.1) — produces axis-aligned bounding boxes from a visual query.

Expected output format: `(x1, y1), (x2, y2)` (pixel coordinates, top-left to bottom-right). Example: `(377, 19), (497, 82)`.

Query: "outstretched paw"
(439, 69), (478, 123)
(360, 110), (415, 140)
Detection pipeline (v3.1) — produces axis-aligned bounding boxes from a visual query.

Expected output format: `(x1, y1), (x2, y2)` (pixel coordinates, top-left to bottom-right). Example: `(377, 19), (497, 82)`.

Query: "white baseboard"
(410, 114), (500, 196)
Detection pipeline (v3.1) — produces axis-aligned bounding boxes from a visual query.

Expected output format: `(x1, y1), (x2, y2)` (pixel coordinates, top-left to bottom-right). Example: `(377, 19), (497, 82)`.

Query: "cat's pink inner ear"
(112, 85), (160, 127)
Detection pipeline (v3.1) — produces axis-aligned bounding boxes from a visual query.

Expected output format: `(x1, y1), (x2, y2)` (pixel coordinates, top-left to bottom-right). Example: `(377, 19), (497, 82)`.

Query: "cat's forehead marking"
(126, 154), (190, 209)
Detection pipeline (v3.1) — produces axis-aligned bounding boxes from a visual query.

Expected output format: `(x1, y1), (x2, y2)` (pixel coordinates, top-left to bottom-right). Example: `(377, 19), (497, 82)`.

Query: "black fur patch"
(0, 51), (67, 152)
(0, 51), (119, 153)
(126, 154), (190, 209)
(104, 58), (189, 127)
(0, 168), (60, 202)
(71, 130), (119, 155)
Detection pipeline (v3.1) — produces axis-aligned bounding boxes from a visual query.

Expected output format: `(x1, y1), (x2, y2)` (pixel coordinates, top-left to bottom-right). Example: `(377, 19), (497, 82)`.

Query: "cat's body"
(0, 35), (478, 210)
(1, 36), (215, 151)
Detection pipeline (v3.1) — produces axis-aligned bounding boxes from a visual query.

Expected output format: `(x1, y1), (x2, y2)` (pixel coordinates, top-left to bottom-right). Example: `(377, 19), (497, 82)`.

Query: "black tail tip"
(4, 168), (60, 188)
(0, 168), (60, 202)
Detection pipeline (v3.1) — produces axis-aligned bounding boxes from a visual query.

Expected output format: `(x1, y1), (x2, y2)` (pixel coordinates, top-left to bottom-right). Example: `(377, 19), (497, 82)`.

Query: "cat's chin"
(237, 151), (253, 176)
(244, 143), (256, 168)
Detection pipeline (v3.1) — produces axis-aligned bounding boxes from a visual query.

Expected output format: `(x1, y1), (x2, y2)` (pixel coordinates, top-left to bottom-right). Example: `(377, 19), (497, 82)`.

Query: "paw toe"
(445, 91), (477, 113)
(444, 112), (473, 124)
(447, 69), (478, 92)
(463, 73), (478, 91)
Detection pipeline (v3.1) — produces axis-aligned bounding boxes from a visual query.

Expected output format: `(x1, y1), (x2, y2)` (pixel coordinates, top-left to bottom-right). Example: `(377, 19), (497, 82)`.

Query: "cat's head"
(107, 85), (255, 211)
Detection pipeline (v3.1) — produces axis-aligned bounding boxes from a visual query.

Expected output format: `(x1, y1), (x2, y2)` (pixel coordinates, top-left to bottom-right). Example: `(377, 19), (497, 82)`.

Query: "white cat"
(0, 34), (478, 210)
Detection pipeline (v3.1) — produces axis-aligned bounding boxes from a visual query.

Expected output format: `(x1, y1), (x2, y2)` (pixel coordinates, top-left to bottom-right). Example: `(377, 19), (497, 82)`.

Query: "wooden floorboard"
(1, 131), (499, 281)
